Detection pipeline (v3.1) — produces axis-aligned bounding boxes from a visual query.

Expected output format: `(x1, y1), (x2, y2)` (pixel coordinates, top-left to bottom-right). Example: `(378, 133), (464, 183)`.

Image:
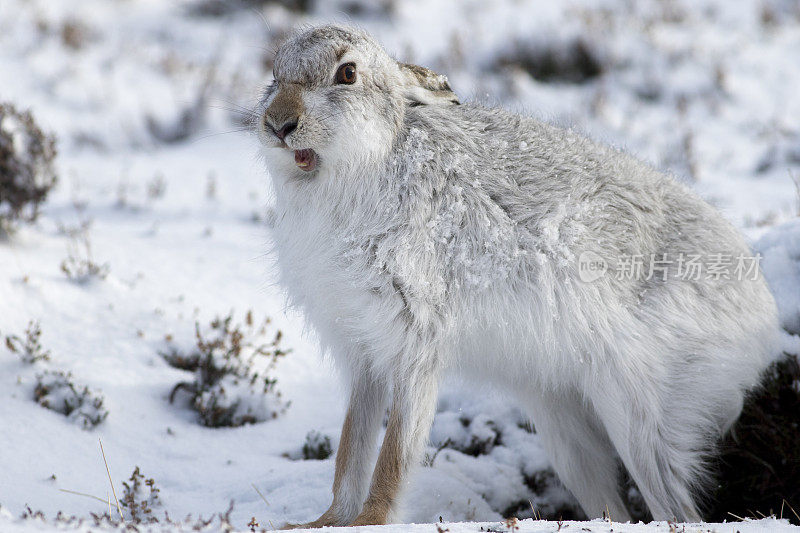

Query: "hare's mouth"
(294, 149), (317, 172)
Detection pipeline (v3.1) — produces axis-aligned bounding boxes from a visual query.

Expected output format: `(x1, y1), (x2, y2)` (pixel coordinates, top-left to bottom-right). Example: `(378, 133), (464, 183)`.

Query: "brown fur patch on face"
(265, 84), (306, 132)
(334, 46), (349, 62)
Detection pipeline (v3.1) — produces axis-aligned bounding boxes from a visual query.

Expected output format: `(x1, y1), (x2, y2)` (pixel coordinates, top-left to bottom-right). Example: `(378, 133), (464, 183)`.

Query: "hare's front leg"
(350, 364), (439, 526)
(282, 368), (388, 529)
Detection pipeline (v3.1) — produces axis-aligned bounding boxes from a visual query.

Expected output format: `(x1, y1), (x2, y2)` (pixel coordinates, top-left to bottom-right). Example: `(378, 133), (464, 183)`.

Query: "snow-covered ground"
(1, 0), (799, 531)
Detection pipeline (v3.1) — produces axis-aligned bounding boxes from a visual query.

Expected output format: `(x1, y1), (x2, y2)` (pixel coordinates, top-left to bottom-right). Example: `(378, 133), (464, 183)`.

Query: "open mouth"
(294, 149), (318, 172)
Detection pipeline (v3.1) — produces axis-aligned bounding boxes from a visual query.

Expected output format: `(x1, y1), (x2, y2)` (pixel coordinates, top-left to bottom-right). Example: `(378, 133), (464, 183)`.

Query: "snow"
(0, 0), (799, 532)
(0, 513), (798, 533)
(756, 218), (800, 336)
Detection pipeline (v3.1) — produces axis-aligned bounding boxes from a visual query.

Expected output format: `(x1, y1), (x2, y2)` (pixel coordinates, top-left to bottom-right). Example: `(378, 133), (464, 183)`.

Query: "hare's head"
(256, 25), (458, 177)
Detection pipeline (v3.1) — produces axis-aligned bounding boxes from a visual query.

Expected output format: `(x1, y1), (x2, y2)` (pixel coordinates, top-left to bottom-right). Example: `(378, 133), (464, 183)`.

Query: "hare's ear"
(398, 62), (460, 107)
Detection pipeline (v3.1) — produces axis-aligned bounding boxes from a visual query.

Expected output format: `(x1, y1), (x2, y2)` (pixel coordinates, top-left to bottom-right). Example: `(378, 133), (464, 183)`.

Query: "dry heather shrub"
(60, 229), (110, 283)
(0, 103), (57, 233)
(163, 311), (290, 427)
(428, 408), (582, 521)
(495, 37), (604, 84)
(709, 353), (800, 524)
(121, 466), (162, 524)
(186, 0), (312, 17)
(5, 320), (51, 364)
(302, 430), (333, 460)
(34, 370), (108, 429)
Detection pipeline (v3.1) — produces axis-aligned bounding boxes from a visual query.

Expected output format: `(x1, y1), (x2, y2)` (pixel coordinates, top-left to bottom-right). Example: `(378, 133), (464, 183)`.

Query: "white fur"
(256, 25), (780, 524)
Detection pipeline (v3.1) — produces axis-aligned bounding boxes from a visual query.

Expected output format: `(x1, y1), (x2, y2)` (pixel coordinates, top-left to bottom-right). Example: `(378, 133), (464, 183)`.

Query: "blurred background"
(3, 0), (800, 229)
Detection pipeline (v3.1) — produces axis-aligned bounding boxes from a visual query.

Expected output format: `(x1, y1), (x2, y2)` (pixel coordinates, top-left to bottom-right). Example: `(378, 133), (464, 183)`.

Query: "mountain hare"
(255, 25), (779, 527)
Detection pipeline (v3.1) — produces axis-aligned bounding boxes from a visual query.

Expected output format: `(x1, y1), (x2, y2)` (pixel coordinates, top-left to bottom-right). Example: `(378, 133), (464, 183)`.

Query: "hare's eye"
(335, 63), (357, 85)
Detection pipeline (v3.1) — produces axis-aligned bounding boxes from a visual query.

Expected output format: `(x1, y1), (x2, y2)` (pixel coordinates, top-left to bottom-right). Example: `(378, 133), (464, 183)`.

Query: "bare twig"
(790, 169), (800, 216)
(252, 483), (269, 507)
(99, 439), (124, 522)
(58, 488), (110, 505)
(783, 499), (800, 523)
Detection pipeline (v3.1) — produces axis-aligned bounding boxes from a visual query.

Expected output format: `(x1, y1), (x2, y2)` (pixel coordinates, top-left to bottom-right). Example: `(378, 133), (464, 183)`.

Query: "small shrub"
(432, 414), (501, 457)
(709, 353), (800, 524)
(121, 466), (162, 524)
(623, 479), (649, 522)
(60, 230), (109, 283)
(0, 103), (57, 234)
(145, 67), (214, 144)
(302, 431), (333, 460)
(510, 468), (583, 521)
(331, 0), (395, 18)
(495, 38), (604, 84)
(20, 506), (46, 520)
(60, 19), (90, 51)
(34, 370), (108, 429)
(146, 173), (167, 201)
(185, 0), (312, 17)
(754, 136), (800, 175)
(16, 499), (238, 530)
(164, 311), (290, 427)
(429, 407), (582, 521)
(5, 320), (50, 364)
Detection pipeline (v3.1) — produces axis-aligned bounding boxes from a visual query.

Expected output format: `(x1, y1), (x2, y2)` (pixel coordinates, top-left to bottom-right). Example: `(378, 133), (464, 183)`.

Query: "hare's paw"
(280, 508), (345, 530)
(349, 505), (389, 526)
(279, 519), (330, 530)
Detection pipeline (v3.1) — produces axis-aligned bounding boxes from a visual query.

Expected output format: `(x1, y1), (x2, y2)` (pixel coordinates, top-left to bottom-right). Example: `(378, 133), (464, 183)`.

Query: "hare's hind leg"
(591, 371), (704, 522)
(282, 366), (389, 529)
(528, 390), (631, 521)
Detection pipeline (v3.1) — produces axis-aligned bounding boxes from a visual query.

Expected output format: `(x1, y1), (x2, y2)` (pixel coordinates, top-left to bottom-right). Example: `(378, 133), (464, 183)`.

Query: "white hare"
(254, 25), (779, 527)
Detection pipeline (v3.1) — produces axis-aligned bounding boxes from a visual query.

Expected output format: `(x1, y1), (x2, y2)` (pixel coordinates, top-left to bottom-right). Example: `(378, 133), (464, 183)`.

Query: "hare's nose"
(275, 120), (297, 141)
